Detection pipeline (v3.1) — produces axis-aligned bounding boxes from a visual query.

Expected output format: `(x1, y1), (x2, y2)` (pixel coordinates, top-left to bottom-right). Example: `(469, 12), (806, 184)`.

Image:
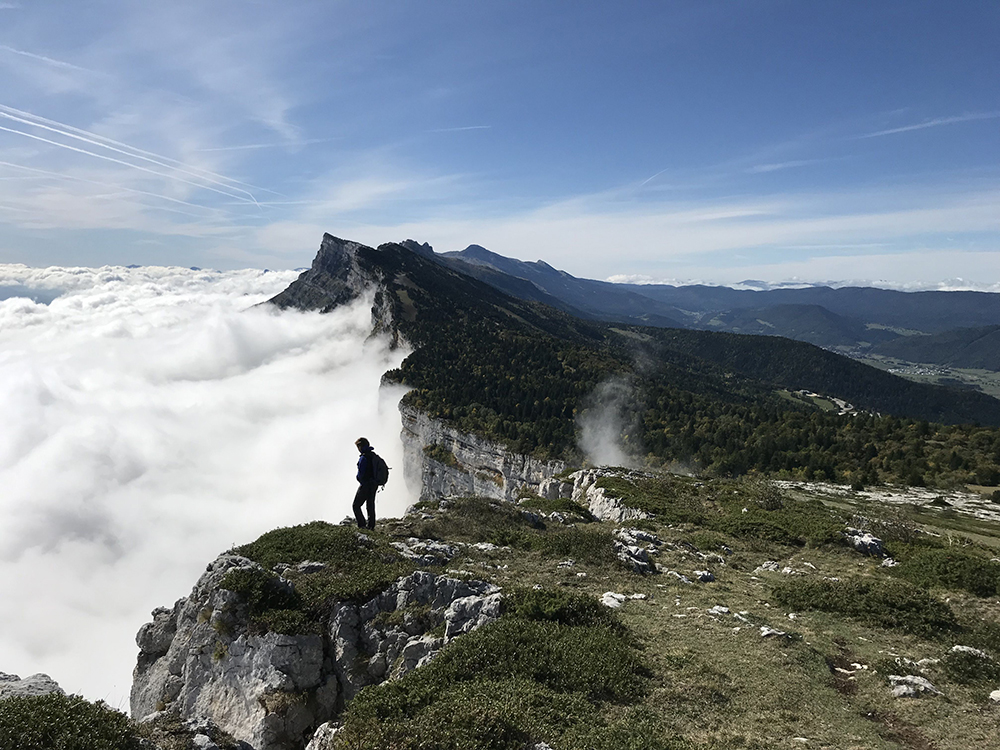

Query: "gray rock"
(400, 403), (567, 502)
(572, 470), (651, 523)
(844, 527), (885, 557)
(132, 557), (501, 750)
(614, 541), (656, 574)
(391, 538), (460, 566)
(306, 722), (343, 750)
(889, 674), (942, 698)
(0, 672), (63, 698)
(601, 592), (627, 608)
(131, 554), (336, 750)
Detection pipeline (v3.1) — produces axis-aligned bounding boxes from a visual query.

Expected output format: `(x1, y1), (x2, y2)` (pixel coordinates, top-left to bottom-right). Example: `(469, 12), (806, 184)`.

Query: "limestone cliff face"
(399, 402), (568, 502)
(267, 234), (400, 345)
(131, 550), (501, 750)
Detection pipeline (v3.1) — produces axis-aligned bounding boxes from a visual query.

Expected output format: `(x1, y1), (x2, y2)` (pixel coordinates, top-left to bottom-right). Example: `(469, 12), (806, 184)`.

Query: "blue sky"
(0, 0), (997, 285)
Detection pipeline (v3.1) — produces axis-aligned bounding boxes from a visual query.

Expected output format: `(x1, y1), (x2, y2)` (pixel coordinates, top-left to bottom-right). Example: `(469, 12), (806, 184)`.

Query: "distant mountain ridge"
(415, 241), (1000, 361)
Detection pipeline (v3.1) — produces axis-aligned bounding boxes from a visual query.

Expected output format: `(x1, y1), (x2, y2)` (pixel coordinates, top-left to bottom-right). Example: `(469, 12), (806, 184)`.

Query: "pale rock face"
(0, 672), (63, 698)
(131, 554), (335, 750)
(889, 674), (943, 698)
(570, 470), (652, 523)
(133, 558), (501, 750)
(400, 403), (566, 501)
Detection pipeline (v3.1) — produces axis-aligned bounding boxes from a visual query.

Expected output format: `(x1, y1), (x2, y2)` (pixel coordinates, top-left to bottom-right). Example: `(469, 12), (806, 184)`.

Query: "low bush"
(531, 526), (618, 567)
(940, 648), (1000, 685)
(771, 578), (958, 637)
(227, 522), (415, 633)
(888, 547), (1000, 598)
(711, 499), (844, 549)
(594, 475), (707, 525)
(0, 693), (142, 750)
(334, 588), (649, 750)
(503, 587), (623, 629)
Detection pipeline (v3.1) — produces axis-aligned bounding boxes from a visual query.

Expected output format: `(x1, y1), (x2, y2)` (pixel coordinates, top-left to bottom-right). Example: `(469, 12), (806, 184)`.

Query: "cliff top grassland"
(14, 471), (998, 750)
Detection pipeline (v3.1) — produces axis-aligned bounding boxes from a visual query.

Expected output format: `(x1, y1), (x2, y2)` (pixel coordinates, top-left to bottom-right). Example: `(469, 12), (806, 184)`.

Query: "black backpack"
(371, 451), (390, 487)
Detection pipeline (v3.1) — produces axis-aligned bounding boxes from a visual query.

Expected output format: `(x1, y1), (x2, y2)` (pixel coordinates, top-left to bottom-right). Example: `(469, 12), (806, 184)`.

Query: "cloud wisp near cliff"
(0, 267), (413, 706)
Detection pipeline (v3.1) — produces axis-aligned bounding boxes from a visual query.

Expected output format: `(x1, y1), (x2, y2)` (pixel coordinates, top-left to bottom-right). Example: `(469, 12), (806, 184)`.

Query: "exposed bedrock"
(131, 554), (500, 750)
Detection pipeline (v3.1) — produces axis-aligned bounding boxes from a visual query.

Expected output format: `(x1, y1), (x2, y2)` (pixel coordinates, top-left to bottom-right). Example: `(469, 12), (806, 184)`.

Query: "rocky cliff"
(130, 546), (501, 750)
(399, 401), (566, 502)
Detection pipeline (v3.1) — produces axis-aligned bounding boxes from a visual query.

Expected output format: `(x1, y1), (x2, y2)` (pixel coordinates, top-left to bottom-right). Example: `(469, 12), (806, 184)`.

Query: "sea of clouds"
(0, 264), (413, 710)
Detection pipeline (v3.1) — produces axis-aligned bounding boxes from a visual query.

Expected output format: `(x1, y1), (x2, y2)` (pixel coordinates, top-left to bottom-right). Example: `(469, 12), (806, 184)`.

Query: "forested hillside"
(874, 325), (1000, 371)
(274, 236), (1000, 489)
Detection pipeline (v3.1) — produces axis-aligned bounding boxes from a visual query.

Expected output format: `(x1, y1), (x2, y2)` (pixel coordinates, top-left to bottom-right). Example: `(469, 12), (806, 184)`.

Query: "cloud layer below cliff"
(0, 265), (411, 709)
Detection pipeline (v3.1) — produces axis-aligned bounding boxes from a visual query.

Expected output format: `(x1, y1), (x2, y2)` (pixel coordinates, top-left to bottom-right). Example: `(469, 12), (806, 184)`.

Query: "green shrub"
(518, 495), (595, 520)
(423, 443), (460, 467)
(219, 567), (313, 635)
(335, 589), (649, 750)
(0, 693), (142, 750)
(531, 526), (617, 567)
(711, 500), (844, 549)
(227, 522), (416, 634)
(889, 547), (1000, 597)
(503, 588), (623, 629)
(686, 530), (733, 553)
(771, 578), (957, 637)
(594, 475), (706, 525)
(940, 648), (1000, 685)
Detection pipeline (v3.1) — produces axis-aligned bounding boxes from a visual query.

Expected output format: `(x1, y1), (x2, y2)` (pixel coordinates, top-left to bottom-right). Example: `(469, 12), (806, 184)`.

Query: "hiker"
(353, 437), (380, 529)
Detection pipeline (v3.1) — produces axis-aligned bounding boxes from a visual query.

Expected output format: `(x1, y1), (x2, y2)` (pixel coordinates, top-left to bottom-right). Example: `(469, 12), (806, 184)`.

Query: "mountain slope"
(425, 242), (1000, 346)
(698, 304), (900, 348)
(268, 235), (1000, 486)
(874, 325), (1000, 371)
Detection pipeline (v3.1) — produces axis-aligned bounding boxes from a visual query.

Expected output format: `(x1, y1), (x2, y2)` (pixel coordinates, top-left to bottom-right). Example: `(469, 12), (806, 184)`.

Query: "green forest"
(286, 239), (1000, 490)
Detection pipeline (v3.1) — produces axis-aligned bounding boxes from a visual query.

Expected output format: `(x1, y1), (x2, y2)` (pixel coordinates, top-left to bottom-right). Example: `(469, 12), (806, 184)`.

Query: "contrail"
(0, 123), (261, 205)
(0, 44), (92, 72)
(0, 104), (278, 203)
(0, 160), (233, 215)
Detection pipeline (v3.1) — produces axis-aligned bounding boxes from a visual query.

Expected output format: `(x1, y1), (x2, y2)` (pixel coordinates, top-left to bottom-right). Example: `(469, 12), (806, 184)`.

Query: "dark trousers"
(353, 481), (378, 529)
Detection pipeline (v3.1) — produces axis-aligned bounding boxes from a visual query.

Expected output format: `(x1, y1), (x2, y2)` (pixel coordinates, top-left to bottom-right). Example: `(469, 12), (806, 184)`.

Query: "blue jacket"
(357, 447), (375, 483)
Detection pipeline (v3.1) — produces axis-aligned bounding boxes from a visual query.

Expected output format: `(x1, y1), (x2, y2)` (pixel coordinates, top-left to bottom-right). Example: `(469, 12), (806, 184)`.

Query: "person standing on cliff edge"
(353, 437), (378, 529)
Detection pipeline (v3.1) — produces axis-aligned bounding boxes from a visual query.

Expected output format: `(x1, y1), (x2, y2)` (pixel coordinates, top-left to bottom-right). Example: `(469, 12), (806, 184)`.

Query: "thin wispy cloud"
(0, 105), (272, 199)
(426, 125), (492, 133)
(0, 121), (261, 207)
(862, 112), (1000, 138)
(0, 44), (90, 72)
(747, 158), (827, 174)
(195, 138), (334, 153)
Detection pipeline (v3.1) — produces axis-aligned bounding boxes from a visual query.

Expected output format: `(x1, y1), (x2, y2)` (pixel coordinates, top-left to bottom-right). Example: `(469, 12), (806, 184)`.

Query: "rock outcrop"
(0, 671), (63, 699)
(267, 234), (400, 345)
(400, 403), (567, 501)
(132, 556), (501, 750)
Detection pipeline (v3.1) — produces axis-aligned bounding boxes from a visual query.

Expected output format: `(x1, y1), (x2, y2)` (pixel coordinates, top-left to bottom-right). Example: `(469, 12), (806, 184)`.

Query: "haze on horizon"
(0, 1), (997, 286)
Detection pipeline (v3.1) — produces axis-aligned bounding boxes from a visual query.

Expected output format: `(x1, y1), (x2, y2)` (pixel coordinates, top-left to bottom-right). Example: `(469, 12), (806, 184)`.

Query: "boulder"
(0, 672), (63, 699)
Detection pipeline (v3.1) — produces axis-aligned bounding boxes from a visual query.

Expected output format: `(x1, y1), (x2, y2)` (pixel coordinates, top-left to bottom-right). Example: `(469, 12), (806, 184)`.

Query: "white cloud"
(862, 112), (1000, 138)
(0, 266), (414, 708)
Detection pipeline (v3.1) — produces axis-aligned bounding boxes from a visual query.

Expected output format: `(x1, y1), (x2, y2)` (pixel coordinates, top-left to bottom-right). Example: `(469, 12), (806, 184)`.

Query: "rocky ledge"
(131, 551), (501, 750)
